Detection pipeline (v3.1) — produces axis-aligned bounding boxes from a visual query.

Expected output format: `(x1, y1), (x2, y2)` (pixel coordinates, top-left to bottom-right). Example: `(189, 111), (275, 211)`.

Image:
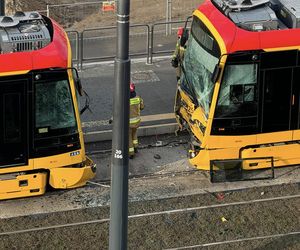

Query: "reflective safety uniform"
(172, 39), (186, 81)
(129, 95), (144, 157)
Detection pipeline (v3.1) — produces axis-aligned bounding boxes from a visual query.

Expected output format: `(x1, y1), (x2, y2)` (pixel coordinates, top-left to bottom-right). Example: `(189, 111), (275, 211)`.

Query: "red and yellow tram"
(0, 12), (95, 199)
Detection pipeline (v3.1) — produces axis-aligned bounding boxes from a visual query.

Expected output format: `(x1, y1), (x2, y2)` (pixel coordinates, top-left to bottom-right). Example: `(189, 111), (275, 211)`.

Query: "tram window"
(183, 35), (219, 117)
(4, 93), (21, 143)
(215, 64), (258, 118)
(191, 16), (220, 57)
(230, 84), (255, 104)
(230, 85), (243, 104)
(35, 80), (76, 134)
(244, 85), (255, 102)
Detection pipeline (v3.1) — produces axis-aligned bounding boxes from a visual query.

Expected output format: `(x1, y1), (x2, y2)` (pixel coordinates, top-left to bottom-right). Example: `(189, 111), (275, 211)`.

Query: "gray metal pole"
(46, 4), (50, 17)
(109, 0), (131, 248)
(166, 0), (172, 35)
(169, 0), (172, 35)
(0, 0), (5, 16)
(165, 0), (168, 36)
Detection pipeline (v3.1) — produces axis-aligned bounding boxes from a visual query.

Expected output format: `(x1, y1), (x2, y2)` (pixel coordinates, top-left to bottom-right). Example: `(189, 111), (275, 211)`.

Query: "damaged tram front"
(175, 0), (300, 178)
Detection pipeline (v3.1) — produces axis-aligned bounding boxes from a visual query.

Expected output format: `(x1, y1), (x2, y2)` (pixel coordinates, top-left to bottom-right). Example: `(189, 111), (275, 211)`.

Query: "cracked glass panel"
(35, 80), (76, 132)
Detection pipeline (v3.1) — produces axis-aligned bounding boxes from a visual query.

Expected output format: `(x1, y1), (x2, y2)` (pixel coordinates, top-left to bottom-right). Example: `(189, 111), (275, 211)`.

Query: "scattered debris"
(154, 154), (161, 159)
(221, 216), (228, 222)
(216, 192), (225, 200)
(190, 212), (197, 220)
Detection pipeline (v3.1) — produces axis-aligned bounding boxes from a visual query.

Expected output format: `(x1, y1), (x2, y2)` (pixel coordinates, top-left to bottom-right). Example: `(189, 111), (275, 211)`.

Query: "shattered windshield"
(183, 35), (218, 117)
(35, 80), (76, 134)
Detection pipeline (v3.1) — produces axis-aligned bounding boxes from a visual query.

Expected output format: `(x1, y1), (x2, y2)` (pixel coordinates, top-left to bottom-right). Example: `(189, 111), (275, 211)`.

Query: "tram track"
(0, 178), (299, 249)
(165, 231), (300, 249)
(0, 193), (299, 237)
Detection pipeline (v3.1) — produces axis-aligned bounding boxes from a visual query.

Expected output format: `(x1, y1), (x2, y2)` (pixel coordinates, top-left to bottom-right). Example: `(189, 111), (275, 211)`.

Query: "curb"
(83, 123), (179, 143)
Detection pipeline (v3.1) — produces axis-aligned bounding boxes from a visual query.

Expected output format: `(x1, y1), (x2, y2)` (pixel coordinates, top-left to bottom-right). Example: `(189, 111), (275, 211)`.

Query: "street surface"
(79, 56), (178, 133)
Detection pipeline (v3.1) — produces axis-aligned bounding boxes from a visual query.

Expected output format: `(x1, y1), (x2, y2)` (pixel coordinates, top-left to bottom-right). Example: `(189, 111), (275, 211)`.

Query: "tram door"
(261, 67), (299, 132)
(291, 68), (300, 130)
(0, 80), (28, 167)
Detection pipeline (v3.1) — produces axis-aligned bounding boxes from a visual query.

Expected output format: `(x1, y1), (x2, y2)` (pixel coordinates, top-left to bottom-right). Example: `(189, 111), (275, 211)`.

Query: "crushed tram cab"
(0, 12), (96, 200)
(174, 0), (300, 180)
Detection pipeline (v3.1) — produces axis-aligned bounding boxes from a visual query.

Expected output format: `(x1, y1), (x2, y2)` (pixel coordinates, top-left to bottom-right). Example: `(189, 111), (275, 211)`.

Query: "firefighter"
(171, 27), (187, 81)
(129, 82), (144, 159)
(171, 27), (184, 81)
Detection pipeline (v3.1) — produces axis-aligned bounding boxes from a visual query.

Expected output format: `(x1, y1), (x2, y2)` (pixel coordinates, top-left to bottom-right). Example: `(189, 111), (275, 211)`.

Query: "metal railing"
(79, 24), (150, 69)
(67, 30), (80, 65)
(68, 19), (191, 70)
(149, 19), (192, 64)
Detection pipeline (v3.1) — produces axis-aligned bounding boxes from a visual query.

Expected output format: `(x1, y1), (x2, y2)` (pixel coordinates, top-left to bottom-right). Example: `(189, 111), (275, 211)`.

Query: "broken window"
(35, 80), (76, 133)
(183, 35), (218, 117)
(215, 64), (258, 118)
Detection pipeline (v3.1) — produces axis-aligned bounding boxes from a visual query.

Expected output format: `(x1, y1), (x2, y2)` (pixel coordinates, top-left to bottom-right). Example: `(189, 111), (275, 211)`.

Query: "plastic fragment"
(221, 217), (228, 222)
(216, 193), (225, 200)
(154, 154), (161, 159)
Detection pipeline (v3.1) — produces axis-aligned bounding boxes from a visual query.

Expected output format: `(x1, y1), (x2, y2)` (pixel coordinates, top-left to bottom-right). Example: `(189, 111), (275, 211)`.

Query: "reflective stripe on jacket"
(172, 39), (185, 62)
(130, 96), (144, 127)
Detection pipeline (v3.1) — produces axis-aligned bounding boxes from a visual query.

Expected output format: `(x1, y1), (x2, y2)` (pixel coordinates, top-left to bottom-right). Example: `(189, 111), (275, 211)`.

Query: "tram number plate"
(70, 151), (80, 157)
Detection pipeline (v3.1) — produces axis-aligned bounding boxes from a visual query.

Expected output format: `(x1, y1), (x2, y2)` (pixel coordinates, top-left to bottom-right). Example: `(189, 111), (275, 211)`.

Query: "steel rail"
(164, 231), (300, 249)
(0, 194), (299, 236)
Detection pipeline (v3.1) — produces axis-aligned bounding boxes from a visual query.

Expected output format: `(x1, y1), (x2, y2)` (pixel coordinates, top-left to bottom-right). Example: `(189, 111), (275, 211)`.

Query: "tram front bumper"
(49, 156), (96, 189)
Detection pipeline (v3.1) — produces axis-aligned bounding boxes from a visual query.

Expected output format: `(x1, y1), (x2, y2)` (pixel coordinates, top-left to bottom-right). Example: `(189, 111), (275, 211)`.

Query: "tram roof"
(197, 0), (300, 54)
(0, 18), (68, 75)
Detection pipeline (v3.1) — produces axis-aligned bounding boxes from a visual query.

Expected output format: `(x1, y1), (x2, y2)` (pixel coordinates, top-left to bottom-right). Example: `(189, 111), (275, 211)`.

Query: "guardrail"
(79, 24), (150, 69)
(67, 30), (80, 65)
(67, 19), (191, 70)
(149, 19), (192, 64)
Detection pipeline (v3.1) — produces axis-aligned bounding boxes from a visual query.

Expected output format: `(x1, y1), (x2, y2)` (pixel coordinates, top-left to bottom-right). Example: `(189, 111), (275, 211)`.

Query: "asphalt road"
(68, 29), (179, 134)
(79, 56), (178, 133)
